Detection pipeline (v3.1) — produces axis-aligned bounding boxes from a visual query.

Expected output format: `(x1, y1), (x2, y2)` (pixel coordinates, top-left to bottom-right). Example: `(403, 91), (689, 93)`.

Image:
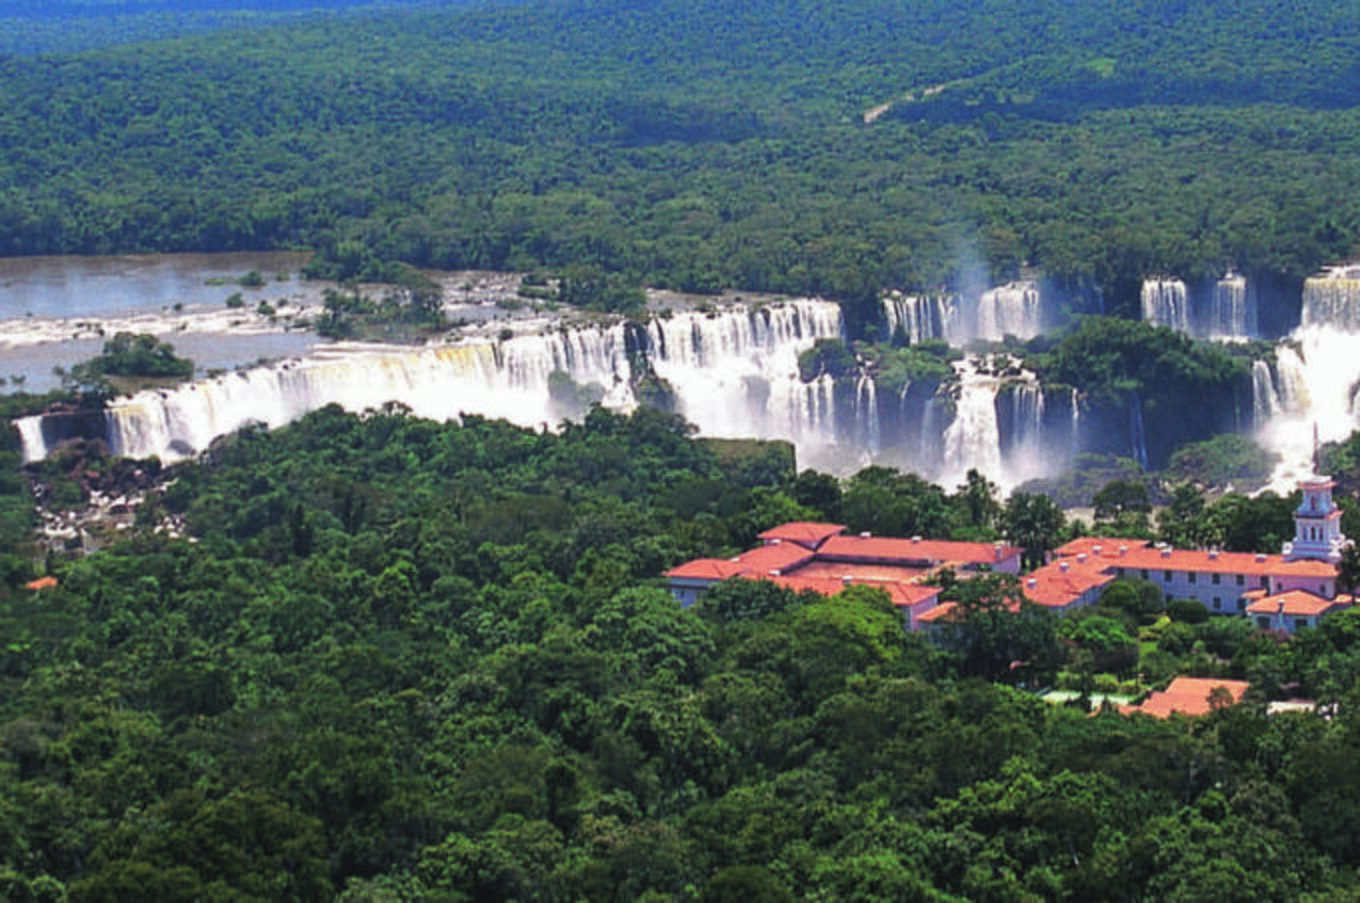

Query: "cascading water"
(645, 301), (845, 457)
(942, 358), (1003, 487)
(1257, 329), (1360, 489)
(14, 417), (47, 465)
(855, 374), (880, 455)
(1003, 379), (1046, 458)
(1205, 273), (1257, 340)
(14, 284), (1080, 489)
(1301, 265), (1360, 331)
(1128, 392), (1149, 470)
(1251, 359), (1281, 425)
(932, 356), (1072, 488)
(19, 299), (848, 466)
(976, 281), (1043, 342)
(881, 292), (959, 344)
(1069, 388), (1082, 459)
(1141, 278), (1190, 334)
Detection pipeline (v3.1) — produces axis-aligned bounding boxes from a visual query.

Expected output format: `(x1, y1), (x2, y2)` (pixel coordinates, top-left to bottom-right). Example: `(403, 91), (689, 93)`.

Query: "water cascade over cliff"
(1255, 330), (1360, 489)
(1205, 273), (1258, 340)
(1141, 278), (1191, 334)
(1301, 265), (1360, 331)
(881, 292), (959, 344)
(18, 300), (848, 466)
(942, 358), (1004, 485)
(976, 281), (1044, 341)
(1141, 274), (1264, 340)
(883, 281), (1050, 345)
(16, 288), (1096, 487)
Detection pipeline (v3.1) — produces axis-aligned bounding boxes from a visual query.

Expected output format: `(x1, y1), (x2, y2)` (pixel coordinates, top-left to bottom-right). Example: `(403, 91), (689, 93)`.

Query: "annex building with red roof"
(667, 476), (1356, 635)
(1116, 677), (1252, 718)
(666, 522), (1021, 630)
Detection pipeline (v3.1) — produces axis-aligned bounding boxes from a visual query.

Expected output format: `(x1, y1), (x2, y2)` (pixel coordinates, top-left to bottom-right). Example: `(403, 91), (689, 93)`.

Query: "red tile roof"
(1245, 591), (1346, 617)
(1021, 565), (1117, 609)
(729, 543), (817, 576)
(665, 558), (746, 581)
(818, 535), (1020, 568)
(1124, 677), (1251, 718)
(757, 522), (846, 548)
(788, 560), (933, 584)
(760, 575), (941, 608)
(1105, 545), (1334, 578)
(1053, 537), (1151, 559)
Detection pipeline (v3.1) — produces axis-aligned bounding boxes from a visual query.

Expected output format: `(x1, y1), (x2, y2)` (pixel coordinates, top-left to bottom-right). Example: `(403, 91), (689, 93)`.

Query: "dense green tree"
(1002, 491), (1065, 569)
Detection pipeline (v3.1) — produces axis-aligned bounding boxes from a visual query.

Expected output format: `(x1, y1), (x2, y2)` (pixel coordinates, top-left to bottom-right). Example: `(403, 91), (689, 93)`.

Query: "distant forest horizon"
(0, 0), (1355, 323)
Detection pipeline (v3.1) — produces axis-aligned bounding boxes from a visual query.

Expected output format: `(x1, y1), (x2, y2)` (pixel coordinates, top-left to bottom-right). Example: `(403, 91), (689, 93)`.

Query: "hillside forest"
(3, 403), (1360, 900)
(0, 0), (1356, 323)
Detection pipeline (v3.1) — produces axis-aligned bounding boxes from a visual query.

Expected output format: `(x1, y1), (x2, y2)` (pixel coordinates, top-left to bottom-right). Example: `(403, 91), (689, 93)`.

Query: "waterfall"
(1128, 392), (1148, 469)
(942, 358), (1003, 486)
(102, 339), (597, 461)
(797, 374), (838, 442)
(1257, 329), (1360, 489)
(27, 299), (846, 465)
(976, 281), (1043, 342)
(15, 415), (49, 464)
(882, 292), (959, 344)
(1273, 345), (1309, 411)
(1141, 278), (1190, 334)
(1301, 265), (1360, 331)
(856, 374), (880, 454)
(1204, 273), (1258, 339)
(1069, 388), (1082, 459)
(646, 300), (844, 455)
(1006, 380), (1046, 455)
(1251, 359), (1281, 425)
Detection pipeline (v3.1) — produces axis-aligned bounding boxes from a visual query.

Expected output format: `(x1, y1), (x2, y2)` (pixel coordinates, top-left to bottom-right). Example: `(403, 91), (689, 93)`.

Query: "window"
(1212, 573), (1221, 585)
(1260, 576), (1269, 589)
(1213, 597), (1221, 610)
(1141, 569), (1149, 580)
(1236, 574), (1245, 586)
(1237, 599), (1246, 611)
(1256, 617), (1271, 629)
(1188, 572), (1197, 584)
(1295, 618), (1309, 631)
(1164, 570), (1172, 583)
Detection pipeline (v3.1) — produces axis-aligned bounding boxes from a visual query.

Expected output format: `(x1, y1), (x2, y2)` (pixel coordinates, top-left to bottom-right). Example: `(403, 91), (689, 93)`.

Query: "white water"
(1251, 359), (1280, 424)
(645, 302), (845, 463)
(942, 358), (1003, 487)
(881, 292), (959, 344)
(1007, 379), (1046, 459)
(1257, 327), (1360, 490)
(1141, 278), (1190, 333)
(1301, 266), (1360, 331)
(1205, 273), (1257, 340)
(1129, 392), (1148, 470)
(856, 374), (880, 455)
(21, 300), (849, 467)
(976, 281), (1043, 341)
(939, 356), (1057, 491)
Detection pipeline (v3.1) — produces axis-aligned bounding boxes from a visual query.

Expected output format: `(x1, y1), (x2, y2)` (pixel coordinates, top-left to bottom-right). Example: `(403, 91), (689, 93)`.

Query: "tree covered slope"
(0, 0), (1356, 309)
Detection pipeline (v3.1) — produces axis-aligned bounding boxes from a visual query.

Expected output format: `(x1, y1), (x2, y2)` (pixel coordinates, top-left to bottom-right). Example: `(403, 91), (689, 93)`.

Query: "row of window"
(1127, 568), (1258, 588)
